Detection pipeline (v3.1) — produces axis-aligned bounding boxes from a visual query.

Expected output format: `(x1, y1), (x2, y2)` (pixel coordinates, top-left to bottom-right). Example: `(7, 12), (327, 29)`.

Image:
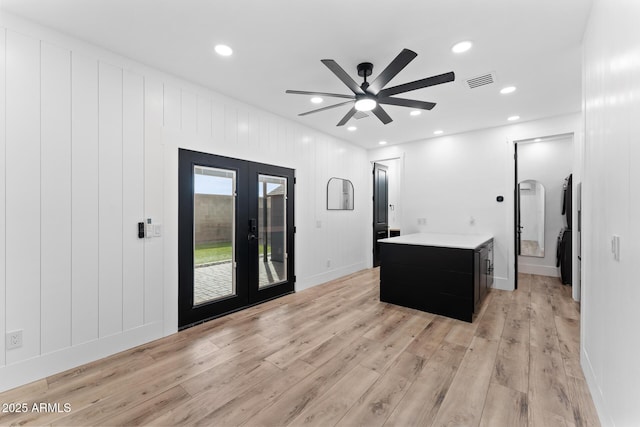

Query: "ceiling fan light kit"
(286, 48), (455, 126)
(354, 97), (377, 112)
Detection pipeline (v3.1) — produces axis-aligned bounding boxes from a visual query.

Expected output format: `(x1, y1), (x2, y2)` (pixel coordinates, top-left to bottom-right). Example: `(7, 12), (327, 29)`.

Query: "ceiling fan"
(286, 48), (455, 126)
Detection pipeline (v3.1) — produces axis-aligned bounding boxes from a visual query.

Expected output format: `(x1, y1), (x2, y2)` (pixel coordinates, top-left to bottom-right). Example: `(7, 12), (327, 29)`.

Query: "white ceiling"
(0, 0), (593, 149)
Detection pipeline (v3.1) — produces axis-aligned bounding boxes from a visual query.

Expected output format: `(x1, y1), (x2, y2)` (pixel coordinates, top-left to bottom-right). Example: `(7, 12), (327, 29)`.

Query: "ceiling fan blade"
(285, 90), (355, 100)
(371, 104), (393, 125)
(368, 48), (417, 94)
(321, 60), (365, 95)
(378, 97), (436, 110)
(378, 71), (455, 97)
(299, 100), (354, 117)
(337, 107), (357, 126)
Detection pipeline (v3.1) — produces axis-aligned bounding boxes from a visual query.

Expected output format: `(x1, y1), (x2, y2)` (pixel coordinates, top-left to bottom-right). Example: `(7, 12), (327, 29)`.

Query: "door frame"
(369, 156), (403, 268)
(373, 162), (389, 267)
(178, 149), (295, 329)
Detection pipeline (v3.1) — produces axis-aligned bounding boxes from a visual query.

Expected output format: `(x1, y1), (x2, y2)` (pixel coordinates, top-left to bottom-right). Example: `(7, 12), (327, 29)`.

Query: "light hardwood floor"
(0, 270), (600, 426)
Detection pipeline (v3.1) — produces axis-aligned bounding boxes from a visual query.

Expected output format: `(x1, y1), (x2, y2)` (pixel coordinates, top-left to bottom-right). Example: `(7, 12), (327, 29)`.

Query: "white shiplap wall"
(582, 0), (640, 425)
(0, 16), (369, 391)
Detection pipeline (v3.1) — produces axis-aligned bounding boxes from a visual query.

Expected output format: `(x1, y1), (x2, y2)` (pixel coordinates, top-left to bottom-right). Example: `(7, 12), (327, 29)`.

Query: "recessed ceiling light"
(534, 138), (542, 142)
(508, 115), (520, 121)
(410, 110), (422, 116)
(500, 86), (516, 94)
(214, 44), (233, 57)
(451, 41), (473, 54)
(347, 126), (357, 131)
(311, 97), (323, 104)
(379, 141), (388, 145)
(433, 130), (444, 135)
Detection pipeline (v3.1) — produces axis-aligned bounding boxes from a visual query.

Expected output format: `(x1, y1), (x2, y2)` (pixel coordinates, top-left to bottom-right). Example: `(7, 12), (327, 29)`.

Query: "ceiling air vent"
(465, 72), (496, 89)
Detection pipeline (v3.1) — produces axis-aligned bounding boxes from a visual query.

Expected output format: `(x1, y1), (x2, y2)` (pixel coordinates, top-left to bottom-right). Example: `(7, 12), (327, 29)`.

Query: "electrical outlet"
(6, 330), (23, 350)
(326, 259), (331, 268)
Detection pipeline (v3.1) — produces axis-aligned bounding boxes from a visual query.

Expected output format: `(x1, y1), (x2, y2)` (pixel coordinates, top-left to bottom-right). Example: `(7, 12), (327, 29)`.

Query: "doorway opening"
(372, 157), (402, 267)
(178, 149), (295, 328)
(514, 134), (573, 290)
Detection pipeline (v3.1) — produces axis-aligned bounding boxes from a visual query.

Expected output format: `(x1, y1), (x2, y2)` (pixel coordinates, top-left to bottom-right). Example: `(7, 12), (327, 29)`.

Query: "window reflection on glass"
(258, 175), (287, 288)
(193, 166), (236, 305)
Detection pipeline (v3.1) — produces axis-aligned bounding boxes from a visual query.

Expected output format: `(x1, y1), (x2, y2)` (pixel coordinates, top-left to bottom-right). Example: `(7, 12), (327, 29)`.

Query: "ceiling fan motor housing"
(357, 62), (373, 78)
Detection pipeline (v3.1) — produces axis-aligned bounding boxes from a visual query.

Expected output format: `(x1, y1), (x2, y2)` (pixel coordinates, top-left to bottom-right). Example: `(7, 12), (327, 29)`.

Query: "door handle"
(248, 218), (258, 240)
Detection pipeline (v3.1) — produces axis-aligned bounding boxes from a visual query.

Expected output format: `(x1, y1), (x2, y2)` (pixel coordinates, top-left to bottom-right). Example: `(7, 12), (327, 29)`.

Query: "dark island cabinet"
(380, 236), (493, 322)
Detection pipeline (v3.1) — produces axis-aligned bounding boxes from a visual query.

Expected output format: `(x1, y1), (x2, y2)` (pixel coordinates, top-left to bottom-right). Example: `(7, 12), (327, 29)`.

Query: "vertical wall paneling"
(181, 90), (196, 134)
(196, 95), (212, 138)
(224, 104), (237, 151)
(211, 99), (224, 147)
(40, 42), (72, 354)
(122, 70), (144, 331)
(143, 78), (164, 325)
(237, 108), (249, 158)
(71, 52), (99, 345)
(5, 30), (41, 363)
(0, 16), (371, 389)
(98, 62), (123, 338)
(163, 84), (180, 131)
(0, 28), (6, 366)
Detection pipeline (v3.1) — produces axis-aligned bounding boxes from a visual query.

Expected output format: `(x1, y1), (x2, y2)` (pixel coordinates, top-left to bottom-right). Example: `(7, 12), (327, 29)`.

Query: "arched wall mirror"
(517, 179), (545, 257)
(327, 177), (354, 210)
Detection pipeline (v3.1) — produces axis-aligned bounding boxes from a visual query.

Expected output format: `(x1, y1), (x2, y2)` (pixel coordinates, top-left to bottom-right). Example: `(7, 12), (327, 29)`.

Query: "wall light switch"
(146, 218), (153, 238)
(154, 224), (162, 237)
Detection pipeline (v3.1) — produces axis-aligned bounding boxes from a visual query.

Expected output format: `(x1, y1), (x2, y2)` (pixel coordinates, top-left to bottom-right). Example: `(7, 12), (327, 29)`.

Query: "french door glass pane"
(258, 174), (287, 288)
(193, 166), (236, 305)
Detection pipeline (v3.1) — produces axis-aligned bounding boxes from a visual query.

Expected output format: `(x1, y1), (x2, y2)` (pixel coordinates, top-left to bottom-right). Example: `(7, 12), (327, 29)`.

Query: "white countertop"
(378, 232), (493, 250)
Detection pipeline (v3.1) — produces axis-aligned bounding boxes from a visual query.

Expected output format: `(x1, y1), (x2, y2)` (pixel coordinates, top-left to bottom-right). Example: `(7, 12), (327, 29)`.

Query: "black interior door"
(178, 149), (295, 329)
(373, 163), (389, 267)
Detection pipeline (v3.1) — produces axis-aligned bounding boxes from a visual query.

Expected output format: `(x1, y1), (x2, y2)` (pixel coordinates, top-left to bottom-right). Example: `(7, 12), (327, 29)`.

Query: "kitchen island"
(378, 232), (493, 322)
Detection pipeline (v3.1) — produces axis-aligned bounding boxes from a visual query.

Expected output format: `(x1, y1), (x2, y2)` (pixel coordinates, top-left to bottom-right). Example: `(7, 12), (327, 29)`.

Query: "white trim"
(490, 276), (511, 291)
(0, 321), (164, 393)
(582, 347), (613, 427)
(295, 262), (367, 292)
(517, 263), (560, 277)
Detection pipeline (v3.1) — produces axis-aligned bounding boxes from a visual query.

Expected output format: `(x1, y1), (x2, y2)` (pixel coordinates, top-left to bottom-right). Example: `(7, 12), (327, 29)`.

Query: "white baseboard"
(518, 263), (560, 277)
(581, 347), (610, 426)
(0, 322), (164, 393)
(491, 276), (512, 291)
(295, 262), (368, 292)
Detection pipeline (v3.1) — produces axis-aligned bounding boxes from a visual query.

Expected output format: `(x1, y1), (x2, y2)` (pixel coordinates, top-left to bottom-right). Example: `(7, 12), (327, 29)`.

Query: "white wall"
(0, 14), (369, 392)
(368, 113), (582, 291)
(517, 136), (573, 277)
(582, 0), (640, 425)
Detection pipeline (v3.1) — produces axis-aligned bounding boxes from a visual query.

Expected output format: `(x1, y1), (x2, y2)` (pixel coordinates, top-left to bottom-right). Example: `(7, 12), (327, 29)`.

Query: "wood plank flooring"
(0, 270), (601, 426)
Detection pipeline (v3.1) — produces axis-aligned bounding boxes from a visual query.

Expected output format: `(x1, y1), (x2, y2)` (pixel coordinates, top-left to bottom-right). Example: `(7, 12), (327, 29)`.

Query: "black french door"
(178, 149), (295, 328)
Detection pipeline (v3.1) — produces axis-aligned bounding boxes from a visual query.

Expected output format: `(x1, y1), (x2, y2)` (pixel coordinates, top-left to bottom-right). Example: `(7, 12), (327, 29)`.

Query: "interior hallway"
(0, 270), (599, 426)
